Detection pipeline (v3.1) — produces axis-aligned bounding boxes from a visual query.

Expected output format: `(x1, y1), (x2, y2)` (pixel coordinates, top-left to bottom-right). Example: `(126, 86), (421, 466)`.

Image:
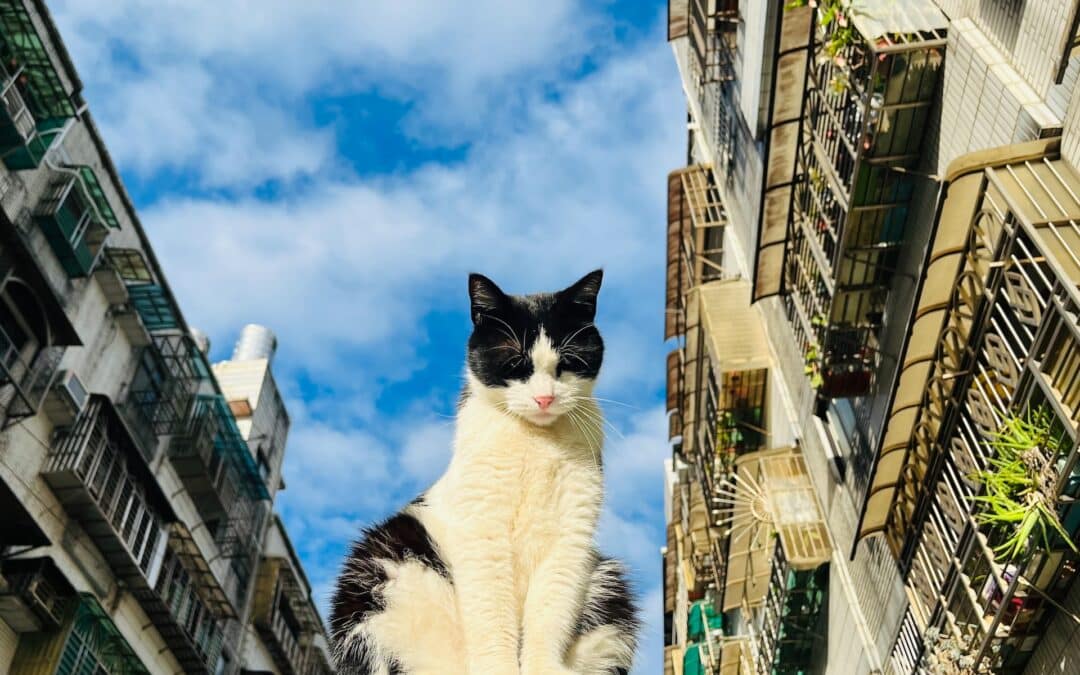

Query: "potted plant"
(920, 624), (994, 674)
(971, 407), (1077, 562)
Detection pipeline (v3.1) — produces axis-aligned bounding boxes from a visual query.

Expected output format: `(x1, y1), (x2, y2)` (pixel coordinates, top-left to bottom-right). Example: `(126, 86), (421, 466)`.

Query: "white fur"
(335, 329), (635, 674)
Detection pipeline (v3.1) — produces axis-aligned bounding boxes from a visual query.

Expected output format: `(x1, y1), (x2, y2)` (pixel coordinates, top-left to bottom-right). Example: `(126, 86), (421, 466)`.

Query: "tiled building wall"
(1062, 69), (1080, 165)
(934, 0), (1078, 100)
(936, 18), (1060, 174)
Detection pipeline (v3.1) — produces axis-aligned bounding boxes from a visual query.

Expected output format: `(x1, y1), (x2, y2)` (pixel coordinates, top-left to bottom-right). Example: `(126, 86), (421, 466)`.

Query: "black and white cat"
(329, 270), (639, 674)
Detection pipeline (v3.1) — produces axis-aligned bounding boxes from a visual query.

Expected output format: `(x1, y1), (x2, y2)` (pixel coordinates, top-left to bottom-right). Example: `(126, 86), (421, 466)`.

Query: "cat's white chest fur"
(418, 396), (605, 672)
(425, 395), (603, 563)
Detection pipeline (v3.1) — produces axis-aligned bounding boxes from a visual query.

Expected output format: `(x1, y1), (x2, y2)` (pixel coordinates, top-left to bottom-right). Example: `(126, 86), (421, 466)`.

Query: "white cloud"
(51, 0), (605, 186)
(142, 36), (683, 395)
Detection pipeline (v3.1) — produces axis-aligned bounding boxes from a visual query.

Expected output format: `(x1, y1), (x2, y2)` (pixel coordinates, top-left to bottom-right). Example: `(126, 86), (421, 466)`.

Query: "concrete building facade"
(663, 1), (1080, 673)
(0, 1), (331, 674)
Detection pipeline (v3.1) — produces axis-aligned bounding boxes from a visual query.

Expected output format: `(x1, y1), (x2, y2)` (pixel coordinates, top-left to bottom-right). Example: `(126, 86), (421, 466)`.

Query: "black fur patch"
(329, 511), (449, 671)
(467, 271), (605, 387)
(575, 556), (641, 636)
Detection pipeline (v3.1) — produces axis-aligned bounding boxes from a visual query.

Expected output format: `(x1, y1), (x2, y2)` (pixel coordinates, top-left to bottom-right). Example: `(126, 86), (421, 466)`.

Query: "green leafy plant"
(970, 407), (1076, 562)
(804, 343), (824, 390)
(785, 0), (862, 89)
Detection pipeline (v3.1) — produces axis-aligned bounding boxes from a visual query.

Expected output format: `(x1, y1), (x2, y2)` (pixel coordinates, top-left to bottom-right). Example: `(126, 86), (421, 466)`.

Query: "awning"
(699, 279), (770, 373)
(752, 4), (812, 301)
(849, 0), (947, 45)
(722, 447), (830, 612)
(855, 138), (1064, 544)
(719, 637), (753, 675)
(667, 165), (725, 339)
(667, 0), (688, 41)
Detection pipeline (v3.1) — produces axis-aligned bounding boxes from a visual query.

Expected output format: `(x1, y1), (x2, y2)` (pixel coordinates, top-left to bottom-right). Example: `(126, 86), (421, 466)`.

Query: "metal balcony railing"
(299, 644), (334, 675)
(218, 496), (269, 610)
(774, 0), (947, 397)
(666, 165), (726, 340)
(854, 143), (1080, 673)
(170, 395), (245, 521)
(0, 321), (63, 427)
(254, 557), (320, 675)
(43, 395), (171, 582)
(34, 166), (120, 278)
(124, 335), (207, 457)
(754, 543), (828, 675)
(0, 0), (75, 170)
(134, 540), (226, 675)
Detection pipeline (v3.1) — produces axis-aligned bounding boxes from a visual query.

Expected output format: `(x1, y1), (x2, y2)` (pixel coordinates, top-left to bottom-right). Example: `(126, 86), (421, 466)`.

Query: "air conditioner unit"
(42, 370), (87, 427)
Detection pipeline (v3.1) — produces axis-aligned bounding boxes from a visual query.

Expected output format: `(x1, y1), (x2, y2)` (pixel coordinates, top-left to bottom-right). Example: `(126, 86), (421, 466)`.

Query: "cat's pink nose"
(534, 395), (555, 410)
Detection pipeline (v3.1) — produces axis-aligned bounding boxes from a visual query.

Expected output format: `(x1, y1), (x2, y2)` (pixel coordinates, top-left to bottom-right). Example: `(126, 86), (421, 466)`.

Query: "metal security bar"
(124, 335), (205, 456)
(779, 1), (946, 397)
(135, 541), (226, 674)
(43, 396), (170, 582)
(865, 149), (1080, 673)
(0, 0), (75, 170)
(254, 557), (321, 675)
(755, 543), (828, 675)
(33, 167), (119, 278)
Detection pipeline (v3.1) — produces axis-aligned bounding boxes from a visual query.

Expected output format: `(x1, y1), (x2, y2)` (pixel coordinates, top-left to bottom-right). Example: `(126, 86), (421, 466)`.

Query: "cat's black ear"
(468, 273), (508, 325)
(558, 269), (603, 319)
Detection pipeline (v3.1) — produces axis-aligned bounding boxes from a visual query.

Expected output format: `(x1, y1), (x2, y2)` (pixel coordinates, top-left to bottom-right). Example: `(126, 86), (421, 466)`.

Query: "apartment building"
(0, 1), (331, 673)
(662, 1), (1080, 673)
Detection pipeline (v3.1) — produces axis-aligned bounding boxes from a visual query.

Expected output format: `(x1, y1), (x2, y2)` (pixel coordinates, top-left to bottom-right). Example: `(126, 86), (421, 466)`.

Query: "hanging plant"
(970, 407), (1077, 562)
(785, 0), (863, 84)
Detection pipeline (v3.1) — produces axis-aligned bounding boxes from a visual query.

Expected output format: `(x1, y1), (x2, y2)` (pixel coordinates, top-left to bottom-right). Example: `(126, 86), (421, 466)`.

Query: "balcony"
(218, 496), (269, 609)
(693, 281), (771, 486)
(253, 557), (320, 675)
(299, 639), (335, 675)
(42, 395), (173, 582)
(774, 0), (947, 397)
(0, 0), (75, 170)
(0, 557), (73, 632)
(754, 3), (814, 300)
(34, 166), (120, 278)
(133, 528), (230, 675)
(8, 593), (149, 675)
(719, 448), (831, 674)
(721, 448), (831, 612)
(124, 335), (208, 458)
(755, 544), (828, 675)
(855, 140), (1080, 673)
(170, 395), (243, 520)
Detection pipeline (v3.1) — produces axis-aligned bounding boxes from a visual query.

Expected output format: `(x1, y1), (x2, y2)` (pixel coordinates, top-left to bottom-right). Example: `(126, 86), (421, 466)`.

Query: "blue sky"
(53, 2), (683, 671)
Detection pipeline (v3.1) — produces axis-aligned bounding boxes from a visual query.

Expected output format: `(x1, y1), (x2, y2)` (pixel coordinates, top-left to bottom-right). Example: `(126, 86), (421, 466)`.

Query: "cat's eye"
(501, 353), (529, 374)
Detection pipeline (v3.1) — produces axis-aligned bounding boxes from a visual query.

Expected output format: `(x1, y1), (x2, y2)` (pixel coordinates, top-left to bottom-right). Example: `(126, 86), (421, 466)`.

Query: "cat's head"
(466, 270), (604, 427)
